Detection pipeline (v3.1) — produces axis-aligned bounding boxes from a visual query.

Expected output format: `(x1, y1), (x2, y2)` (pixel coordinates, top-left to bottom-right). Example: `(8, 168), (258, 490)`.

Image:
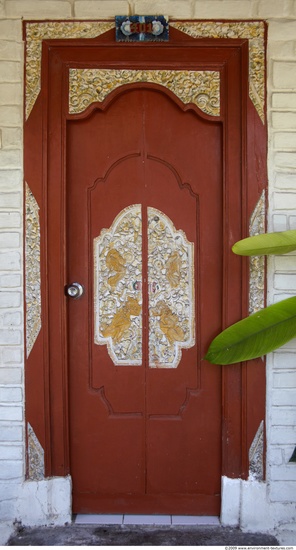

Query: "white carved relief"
(148, 208), (195, 369)
(25, 183), (41, 357)
(249, 191), (266, 314)
(249, 420), (264, 481)
(94, 205), (143, 365)
(94, 205), (195, 369)
(27, 422), (45, 481)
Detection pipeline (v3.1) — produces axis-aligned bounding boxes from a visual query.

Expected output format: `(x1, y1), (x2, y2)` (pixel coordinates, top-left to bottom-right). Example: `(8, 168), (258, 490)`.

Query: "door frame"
(24, 20), (267, 488)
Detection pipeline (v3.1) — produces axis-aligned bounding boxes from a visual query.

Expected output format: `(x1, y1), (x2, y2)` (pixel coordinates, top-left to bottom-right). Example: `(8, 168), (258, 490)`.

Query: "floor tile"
(75, 514), (123, 525)
(172, 515), (220, 526)
(123, 514), (171, 525)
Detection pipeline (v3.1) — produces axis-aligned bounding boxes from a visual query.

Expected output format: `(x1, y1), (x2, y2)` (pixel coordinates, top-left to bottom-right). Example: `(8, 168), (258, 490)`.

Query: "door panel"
(90, 159), (145, 413)
(67, 89), (222, 513)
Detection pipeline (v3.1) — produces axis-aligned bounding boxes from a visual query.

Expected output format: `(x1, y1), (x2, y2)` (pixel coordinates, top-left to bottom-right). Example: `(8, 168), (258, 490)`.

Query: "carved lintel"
(249, 420), (264, 481)
(27, 423), (45, 481)
(69, 68), (220, 117)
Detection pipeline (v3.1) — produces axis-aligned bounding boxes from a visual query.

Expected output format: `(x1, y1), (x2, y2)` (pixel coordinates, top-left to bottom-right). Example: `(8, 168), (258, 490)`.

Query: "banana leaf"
(232, 229), (296, 256)
(205, 296), (296, 365)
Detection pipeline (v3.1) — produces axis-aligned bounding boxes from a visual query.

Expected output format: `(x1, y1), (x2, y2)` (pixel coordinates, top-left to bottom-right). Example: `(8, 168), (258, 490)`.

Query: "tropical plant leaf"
(232, 229), (296, 256)
(205, 296), (296, 365)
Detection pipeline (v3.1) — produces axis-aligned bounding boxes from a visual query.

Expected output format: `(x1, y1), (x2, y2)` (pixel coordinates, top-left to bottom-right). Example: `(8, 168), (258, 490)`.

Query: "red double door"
(67, 88), (222, 513)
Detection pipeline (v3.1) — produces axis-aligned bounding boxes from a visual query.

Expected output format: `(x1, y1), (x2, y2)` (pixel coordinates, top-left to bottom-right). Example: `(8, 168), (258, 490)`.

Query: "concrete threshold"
(75, 514), (221, 526)
(6, 521), (280, 546)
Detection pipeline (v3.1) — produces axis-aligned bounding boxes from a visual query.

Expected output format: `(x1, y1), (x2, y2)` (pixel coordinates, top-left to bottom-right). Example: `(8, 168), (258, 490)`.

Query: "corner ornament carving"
(69, 69), (220, 117)
(25, 21), (115, 119)
(27, 423), (45, 481)
(171, 21), (265, 123)
(249, 420), (264, 481)
(25, 183), (41, 357)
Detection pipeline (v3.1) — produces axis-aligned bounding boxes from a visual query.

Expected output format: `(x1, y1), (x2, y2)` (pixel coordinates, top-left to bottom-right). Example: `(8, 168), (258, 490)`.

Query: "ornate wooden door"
(24, 22), (267, 516)
(67, 89), (222, 513)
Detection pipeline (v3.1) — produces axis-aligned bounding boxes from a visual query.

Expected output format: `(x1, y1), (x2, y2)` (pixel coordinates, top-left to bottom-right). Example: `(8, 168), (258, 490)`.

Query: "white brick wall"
(267, 2), (296, 528)
(0, 5), (24, 527)
(0, 0), (295, 534)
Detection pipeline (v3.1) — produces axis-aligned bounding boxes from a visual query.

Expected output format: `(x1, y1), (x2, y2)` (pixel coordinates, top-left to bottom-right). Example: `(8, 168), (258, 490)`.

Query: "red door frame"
(24, 23), (267, 487)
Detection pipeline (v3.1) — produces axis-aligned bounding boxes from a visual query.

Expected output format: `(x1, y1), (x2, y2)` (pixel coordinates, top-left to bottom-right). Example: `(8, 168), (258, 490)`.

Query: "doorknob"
(65, 282), (84, 299)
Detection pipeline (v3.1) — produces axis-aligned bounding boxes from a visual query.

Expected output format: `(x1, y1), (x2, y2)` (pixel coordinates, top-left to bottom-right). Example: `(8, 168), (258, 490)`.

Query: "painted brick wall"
(266, 5), (296, 520)
(0, 0), (296, 530)
(0, 12), (24, 521)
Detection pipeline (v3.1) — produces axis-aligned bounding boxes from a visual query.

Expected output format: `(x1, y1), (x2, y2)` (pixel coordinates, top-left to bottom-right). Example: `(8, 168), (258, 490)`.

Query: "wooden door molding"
(24, 22), (267, 489)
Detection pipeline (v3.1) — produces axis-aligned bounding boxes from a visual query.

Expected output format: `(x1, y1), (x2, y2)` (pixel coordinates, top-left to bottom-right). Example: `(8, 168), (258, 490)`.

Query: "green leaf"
(232, 229), (296, 256)
(205, 296), (296, 365)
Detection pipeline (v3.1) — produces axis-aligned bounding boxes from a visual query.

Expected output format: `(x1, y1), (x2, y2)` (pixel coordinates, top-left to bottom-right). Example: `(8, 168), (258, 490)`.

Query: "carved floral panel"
(94, 205), (195, 368)
(69, 68), (220, 117)
(148, 208), (195, 369)
(94, 205), (143, 365)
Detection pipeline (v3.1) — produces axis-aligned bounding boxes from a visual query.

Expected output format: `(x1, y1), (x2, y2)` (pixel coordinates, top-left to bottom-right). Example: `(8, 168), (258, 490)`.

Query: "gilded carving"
(148, 208), (195, 369)
(106, 248), (126, 289)
(69, 68), (220, 117)
(166, 251), (181, 288)
(249, 191), (265, 314)
(25, 183), (41, 357)
(27, 422), (44, 481)
(101, 297), (141, 344)
(171, 21), (265, 123)
(25, 21), (114, 119)
(94, 205), (142, 365)
(152, 302), (185, 345)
